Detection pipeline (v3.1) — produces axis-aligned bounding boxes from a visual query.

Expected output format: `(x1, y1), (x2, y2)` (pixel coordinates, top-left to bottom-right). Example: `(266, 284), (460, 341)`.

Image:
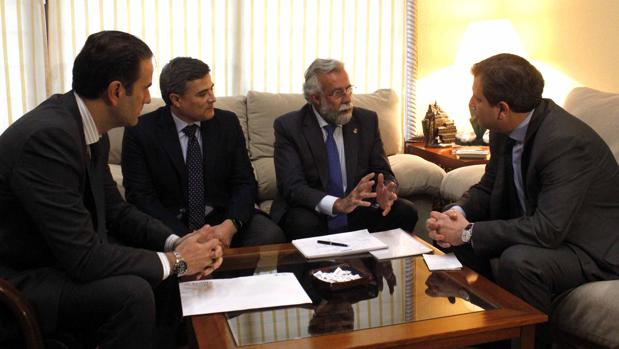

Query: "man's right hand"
(333, 172), (377, 214)
(171, 231), (223, 278)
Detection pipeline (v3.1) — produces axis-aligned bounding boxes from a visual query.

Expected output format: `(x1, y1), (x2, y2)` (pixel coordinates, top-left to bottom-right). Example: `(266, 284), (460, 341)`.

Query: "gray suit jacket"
(458, 99), (619, 276)
(0, 92), (173, 332)
(271, 103), (395, 223)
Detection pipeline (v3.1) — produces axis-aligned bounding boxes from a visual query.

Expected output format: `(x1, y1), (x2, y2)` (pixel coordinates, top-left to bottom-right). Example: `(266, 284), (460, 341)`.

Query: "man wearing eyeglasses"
(272, 58), (418, 240)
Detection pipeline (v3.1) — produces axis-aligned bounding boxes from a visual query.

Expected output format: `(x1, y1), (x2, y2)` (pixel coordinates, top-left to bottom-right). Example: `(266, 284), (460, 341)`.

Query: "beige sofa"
(107, 89), (446, 237)
(440, 87), (619, 348)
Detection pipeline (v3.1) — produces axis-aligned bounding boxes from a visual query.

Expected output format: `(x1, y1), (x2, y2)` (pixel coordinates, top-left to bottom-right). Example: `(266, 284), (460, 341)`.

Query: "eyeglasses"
(327, 85), (355, 99)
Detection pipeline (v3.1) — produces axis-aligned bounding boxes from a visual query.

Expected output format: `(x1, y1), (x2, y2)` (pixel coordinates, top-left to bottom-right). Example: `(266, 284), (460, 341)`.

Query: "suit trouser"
(281, 198), (418, 241)
(453, 243), (603, 348)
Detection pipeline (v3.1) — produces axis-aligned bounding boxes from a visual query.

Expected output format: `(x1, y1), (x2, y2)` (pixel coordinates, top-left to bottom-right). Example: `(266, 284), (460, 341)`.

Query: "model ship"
(421, 102), (457, 147)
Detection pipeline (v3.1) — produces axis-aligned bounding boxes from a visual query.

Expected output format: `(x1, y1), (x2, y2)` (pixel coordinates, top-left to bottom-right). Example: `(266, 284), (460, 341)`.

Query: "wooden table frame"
(188, 243), (546, 349)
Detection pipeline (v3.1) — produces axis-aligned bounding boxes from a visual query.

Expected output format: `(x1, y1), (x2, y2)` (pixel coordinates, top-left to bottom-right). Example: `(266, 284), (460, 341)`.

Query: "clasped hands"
(172, 222), (235, 280)
(333, 172), (397, 216)
(426, 210), (470, 248)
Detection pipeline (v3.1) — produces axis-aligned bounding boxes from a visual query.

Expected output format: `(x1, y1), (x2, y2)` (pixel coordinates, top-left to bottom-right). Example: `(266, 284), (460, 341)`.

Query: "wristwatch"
(461, 223), (474, 243)
(230, 218), (243, 231)
(172, 251), (188, 277)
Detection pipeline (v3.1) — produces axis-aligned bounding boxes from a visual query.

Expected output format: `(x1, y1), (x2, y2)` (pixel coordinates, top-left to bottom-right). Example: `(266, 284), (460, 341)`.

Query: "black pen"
(316, 240), (349, 247)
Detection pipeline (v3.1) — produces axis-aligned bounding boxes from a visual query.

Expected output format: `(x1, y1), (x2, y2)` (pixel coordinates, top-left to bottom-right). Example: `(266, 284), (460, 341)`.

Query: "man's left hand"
(375, 173), (398, 216)
(197, 220), (237, 248)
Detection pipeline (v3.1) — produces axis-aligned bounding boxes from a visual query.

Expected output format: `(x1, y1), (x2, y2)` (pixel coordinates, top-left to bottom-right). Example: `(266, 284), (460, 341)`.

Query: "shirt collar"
(74, 92), (101, 146)
(171, 110), (201, 134)
(509, 109), (534, 143)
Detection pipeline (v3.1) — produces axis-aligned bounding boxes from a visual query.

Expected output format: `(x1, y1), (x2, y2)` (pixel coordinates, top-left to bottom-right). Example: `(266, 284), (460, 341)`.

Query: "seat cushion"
(552, 280), (619, 348)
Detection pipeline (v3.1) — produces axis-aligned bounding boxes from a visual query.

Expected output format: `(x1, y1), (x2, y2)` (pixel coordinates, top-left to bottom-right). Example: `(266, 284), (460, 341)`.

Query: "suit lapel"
(302, 106), (329, 190)
(343, 113), (360, 191)
(158, 108), (187, 181)
(201, 114), (219, 189)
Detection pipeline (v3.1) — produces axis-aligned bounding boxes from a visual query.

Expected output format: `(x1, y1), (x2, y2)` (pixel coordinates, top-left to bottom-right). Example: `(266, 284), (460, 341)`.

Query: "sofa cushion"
(564, 87), (619, 162)
(552, 280), (619, 348)
(439, 164), (485, 202)
(252, 157), (277, 202)
(246, 89), (403, 160)
(388, 154), (445, 197)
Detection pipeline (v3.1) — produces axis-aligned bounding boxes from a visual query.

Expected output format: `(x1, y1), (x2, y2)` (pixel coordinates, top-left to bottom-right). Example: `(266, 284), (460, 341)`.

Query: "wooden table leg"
(519, 325), (536, 349)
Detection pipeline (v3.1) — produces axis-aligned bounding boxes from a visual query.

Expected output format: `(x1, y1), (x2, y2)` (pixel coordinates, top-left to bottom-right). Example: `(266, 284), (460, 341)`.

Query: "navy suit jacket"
(458, 99), (619, 276)
(0, 92), (172, 333)
(271, 103), (395, 223)
(122, 106), (257, 236)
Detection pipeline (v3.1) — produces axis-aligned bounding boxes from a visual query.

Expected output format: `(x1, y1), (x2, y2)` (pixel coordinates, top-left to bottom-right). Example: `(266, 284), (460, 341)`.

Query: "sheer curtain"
(2, 0), (415, 137)
(0, 0), (47, 132)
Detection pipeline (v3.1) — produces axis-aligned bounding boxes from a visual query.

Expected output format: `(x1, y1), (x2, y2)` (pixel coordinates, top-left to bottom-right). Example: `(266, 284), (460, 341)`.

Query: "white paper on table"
(292, 229), (387, 259)
(422, 253), (463, 271)
(370, 228), (433, 260)
(179, 273), (311, 316)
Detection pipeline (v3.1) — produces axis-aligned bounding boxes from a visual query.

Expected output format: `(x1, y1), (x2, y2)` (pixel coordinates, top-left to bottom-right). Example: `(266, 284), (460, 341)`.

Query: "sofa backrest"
(563, 87), (619, 163)
(108, 89), (402, 165)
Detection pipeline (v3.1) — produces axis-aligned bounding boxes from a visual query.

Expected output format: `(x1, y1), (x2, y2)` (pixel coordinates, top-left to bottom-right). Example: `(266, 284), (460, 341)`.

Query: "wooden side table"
(405, 142), (489, 172)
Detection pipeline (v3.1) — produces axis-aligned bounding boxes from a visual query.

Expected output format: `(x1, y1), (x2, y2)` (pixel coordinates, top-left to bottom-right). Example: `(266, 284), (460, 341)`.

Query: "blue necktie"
(183, 124), (205, 230)
(324, 124), (348, 233)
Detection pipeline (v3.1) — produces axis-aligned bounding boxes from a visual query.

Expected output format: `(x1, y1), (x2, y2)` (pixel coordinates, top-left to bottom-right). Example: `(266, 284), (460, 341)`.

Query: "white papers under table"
(292, 229), (388, 259)
(179, 273), (312, 316)
(422, 253), (463, 271)
(370, 228), (433, 260)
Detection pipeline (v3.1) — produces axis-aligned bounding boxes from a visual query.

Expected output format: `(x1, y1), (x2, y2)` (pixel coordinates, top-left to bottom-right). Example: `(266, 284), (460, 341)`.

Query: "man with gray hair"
(272, 58), (417, 240)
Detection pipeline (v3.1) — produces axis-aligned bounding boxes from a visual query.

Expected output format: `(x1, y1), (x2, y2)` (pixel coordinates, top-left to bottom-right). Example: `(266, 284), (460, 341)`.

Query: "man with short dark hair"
(272, 58), (418, 240)
(0, 31), (223, 349)
(122, 57), (285, 247)
(427, 53), (619, 347)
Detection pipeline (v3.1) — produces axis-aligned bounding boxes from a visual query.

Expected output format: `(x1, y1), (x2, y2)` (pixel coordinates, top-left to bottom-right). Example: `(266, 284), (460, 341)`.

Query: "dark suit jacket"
(458, 99), (619, 276)
(0, 92), (173, 332)
(271, 104), (395, 223)
(121, 106), (257, 236)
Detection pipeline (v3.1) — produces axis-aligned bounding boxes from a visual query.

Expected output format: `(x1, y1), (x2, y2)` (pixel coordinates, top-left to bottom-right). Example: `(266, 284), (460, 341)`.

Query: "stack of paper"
(292, 229), (387, 259)
(453, 148), (489, 159)
(179, 273), (311, 316)
(370, 229), (433, 260)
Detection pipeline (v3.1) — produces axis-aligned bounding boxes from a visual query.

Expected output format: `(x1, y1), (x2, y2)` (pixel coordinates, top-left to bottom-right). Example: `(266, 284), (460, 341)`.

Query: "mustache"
(339, 103), (353, 112)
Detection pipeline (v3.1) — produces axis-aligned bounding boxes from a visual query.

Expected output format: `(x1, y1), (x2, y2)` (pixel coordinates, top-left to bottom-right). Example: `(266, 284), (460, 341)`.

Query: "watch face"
(175, 260), (188, 276)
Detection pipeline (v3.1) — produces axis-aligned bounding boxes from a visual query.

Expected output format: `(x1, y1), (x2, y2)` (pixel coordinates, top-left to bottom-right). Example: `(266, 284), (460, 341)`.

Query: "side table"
(405, 142), (489, 172)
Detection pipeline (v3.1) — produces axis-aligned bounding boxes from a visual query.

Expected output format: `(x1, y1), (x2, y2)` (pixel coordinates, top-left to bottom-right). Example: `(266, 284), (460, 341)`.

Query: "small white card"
(422, 253), (463, 271)
(370, 229), (433, 260)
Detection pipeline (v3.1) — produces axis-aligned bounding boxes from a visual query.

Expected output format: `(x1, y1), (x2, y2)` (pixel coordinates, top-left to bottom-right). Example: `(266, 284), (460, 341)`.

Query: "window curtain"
(0, 0), (47, 132)
(3, 0), (416, 139)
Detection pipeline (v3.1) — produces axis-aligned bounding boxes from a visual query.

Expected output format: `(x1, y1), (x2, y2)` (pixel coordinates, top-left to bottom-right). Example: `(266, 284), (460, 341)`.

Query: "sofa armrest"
(108, 164), (125, 199)
(388, 154), (445, 197)
(439, 164), (485, 202)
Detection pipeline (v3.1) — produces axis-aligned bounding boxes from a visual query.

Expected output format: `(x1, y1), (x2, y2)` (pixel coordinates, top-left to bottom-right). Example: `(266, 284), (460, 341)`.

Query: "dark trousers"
(204, 210), (286, 247)
(281, 198), (418, 241)
(57, 275), (157, 349)
(453, 243), (601, 348)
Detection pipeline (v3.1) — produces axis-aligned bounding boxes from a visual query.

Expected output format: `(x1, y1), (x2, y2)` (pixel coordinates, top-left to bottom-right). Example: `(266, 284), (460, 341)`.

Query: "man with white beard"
(272, 58), (418, 240)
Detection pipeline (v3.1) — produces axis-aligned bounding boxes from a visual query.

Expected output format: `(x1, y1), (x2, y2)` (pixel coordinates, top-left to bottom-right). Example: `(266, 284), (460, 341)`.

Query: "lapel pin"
(353, 128), (358, 134)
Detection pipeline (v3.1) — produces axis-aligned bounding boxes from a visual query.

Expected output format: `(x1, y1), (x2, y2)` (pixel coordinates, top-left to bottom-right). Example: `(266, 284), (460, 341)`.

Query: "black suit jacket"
(121, 106), (257, 236)
(0, 92), (173, 332)
(458, 99), (619, 276)
(271, 104), (395, 223)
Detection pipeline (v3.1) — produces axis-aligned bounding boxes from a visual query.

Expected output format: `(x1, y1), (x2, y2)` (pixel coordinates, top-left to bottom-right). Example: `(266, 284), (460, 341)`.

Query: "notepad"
(370, 229), (433, 260)
(292, 229), (388, 259)
(453, 148), (489, 159)
(422, 253), (463, 271)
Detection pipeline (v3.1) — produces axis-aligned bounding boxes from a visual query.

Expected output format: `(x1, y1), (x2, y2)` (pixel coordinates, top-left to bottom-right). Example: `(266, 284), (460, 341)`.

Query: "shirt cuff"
(316, 195), (339, 216)
(164, 234), (181, 252)
(157, 252), (171, 280)
(448, 205), (467, 218)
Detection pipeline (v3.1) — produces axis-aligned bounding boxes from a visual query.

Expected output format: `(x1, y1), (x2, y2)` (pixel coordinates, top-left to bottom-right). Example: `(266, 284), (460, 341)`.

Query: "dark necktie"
(324, 124), (348, 233)
(183, 124), (205, 230)
(503, 137), (522, 218)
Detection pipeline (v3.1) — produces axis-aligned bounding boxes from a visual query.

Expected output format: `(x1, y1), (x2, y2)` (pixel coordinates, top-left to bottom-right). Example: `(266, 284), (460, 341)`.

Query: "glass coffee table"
(188, 238), (546, 349)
